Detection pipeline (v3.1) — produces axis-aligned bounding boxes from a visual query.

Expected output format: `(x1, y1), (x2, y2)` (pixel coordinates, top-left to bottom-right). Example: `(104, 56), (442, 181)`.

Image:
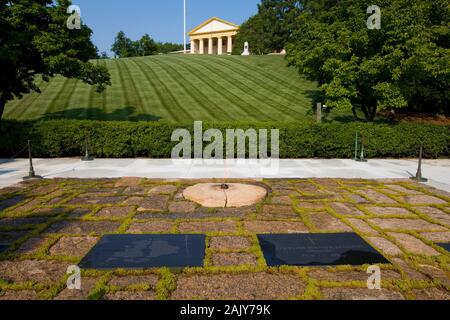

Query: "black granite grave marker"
(79, 234), (205, 269)
(258, 233), (389, 266)
(437, 243), (450, 252)
(0, 244), (9, 254)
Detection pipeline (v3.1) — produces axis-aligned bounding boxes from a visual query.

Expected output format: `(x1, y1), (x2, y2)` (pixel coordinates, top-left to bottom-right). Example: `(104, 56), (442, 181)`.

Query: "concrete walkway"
(1, 158), (449, 192)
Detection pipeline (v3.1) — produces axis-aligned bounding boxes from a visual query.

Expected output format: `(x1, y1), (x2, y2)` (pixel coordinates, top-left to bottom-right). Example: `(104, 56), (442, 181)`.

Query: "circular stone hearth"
(183, 183), (267, 208)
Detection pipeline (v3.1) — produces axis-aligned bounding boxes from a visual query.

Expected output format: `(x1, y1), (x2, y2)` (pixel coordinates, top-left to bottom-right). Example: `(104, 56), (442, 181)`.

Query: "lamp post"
(183, 0), (187, 54)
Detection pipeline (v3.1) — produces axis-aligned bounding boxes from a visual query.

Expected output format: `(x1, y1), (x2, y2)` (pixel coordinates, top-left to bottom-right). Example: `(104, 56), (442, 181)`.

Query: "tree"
(0, 0), (111, 120)
(138, 34), (158, 56)
(111, 31), (135, 58)
(286, 0), (449, 121)
(234, 0), (307, 55)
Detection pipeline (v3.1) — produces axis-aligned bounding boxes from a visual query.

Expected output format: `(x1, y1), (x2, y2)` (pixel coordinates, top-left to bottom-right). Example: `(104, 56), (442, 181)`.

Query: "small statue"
(241, 42), (250, 56)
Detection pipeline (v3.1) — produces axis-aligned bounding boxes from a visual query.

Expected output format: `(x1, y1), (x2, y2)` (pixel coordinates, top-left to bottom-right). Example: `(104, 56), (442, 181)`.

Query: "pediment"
(189, 17), (239, 36)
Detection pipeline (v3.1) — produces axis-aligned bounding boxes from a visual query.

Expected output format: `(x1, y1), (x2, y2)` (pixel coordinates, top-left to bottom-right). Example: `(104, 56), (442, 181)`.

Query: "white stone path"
(1, 158), (449, 192)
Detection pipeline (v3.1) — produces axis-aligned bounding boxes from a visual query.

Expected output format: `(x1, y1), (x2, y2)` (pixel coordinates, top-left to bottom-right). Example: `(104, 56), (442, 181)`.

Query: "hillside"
(4, 55), (319, 122)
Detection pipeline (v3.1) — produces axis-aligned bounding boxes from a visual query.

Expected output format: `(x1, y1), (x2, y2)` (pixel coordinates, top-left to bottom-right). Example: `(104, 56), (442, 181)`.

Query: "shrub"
(0, 120), (448, 159)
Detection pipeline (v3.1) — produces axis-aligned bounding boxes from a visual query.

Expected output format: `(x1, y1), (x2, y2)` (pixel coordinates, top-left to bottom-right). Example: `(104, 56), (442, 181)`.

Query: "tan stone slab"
(270, 196), (293, 205)
(387, 233), (440, 256)
(309, 269), (401, 282)
(115, 177), (142, 188)
(417, 265), (450, 286)
(387, 185), (422, 195)
(420, 231), (450, 243)
(0, 290), (39, 300)
(347, 219), (380, 236)
(390, 257), (428, 280)
(330, 203), (365, 216)
(148, 185), (178, 195)
(15, 237), (49, 255)
(123, 196), (144, 206)
(55, 277), (100, 300)
(127, 221), (173, 233)
(168, 201), (197, 213)
(178, 220), (237, 233)
(321, 287), (404, 300)
(209, 236), (252, 250)
(400, 195), (447, 205)
(226, 184), (267, 207)
(361, 190), (397, 204)
(137, 195), (169, 212)
(108, 275), (159, 288)
(95, 206), (134, 218)
(368, 218), (446, 231)
(364, 206), (415, 217)
(0, 260), (67, 284)
(367, 237), (403, 256)
(172, 273), (305, 300)
(49, 236), (98, 257)
(413, 288), (450, 300)
(183, 183), (267, 208)
(212, 253), (257, 266)
(417, 207), (450, 226)
(243, 220), (308, 233)
(260, 205), (298, 218)
(309, 212), (352, 232)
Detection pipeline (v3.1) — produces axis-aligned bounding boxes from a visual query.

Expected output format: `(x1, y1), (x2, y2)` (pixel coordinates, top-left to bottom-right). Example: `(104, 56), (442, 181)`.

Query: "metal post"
(411, 143), (428, 182)
(82, 137), (94, 161)
(356, 135), (368, 162)
(23, 140), (42, 181)
(353, 132), (359, 161)
(316, 103), (322, 123)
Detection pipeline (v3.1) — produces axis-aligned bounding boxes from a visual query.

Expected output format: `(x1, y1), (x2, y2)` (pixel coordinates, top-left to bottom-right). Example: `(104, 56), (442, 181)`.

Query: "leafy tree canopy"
(234, 0), (307, 55)
(0, 0), (111, 120)
(111, 31), (182, 57)
(286, 0), (449, 121)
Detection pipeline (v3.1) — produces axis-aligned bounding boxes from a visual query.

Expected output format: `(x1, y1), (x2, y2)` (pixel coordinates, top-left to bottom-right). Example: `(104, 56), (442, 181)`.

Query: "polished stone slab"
(437, 243), (450, 252)
(0, 244), (9, 253)
(258, 233), (389, 266)
(79, 234), (206, 270)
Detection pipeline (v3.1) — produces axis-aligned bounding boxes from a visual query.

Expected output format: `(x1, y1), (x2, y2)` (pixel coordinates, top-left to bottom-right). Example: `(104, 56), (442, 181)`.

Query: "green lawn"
(4, 55), (320, 122)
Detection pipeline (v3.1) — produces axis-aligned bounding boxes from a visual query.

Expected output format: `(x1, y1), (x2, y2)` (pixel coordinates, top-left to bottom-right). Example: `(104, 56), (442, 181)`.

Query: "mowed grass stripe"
(133, 58), (188, 122)
(201, 57), (306, 107)
(4, 55), (318, 122)
(174, 56), (301, 119)
(226, 56), (310, 94)
(4, 78), (48, 118)
(118, 59), (148, 116)
(128, 59), (178, 121)
(136, 58), (200, 121)
(168, 56), (275, 120)
(150, 56), (246, 120)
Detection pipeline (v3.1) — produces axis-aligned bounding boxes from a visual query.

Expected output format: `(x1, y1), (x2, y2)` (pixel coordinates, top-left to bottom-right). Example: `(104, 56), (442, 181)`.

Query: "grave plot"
(79, 234), (206, 270)
(258, 233), (389, 267)
(0, 177), (448, 300)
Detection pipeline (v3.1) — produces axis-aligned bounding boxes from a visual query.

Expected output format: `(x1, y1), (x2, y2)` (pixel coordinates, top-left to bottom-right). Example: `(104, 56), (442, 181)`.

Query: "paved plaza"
(0, 177), (449, 300)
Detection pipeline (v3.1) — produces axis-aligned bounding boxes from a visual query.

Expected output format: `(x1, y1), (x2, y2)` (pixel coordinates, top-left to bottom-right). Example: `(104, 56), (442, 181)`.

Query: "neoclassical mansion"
(188, 17), (239, 55)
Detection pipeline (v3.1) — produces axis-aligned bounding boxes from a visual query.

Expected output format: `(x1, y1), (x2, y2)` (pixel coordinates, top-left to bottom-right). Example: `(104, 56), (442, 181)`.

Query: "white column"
(190, 40), (195, 54)
(199, 39), (204, 54)
(218, 37), (223, 55)
(227, 36), (233, 54)
(208, 38), (213, 55)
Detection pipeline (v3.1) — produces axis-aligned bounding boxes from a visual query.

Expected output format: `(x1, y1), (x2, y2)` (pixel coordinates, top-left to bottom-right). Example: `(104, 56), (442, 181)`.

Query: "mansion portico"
(188, 17), (239, 55)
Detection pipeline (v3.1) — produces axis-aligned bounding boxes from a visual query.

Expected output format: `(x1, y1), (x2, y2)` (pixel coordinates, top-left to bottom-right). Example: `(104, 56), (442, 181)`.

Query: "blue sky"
(74, 0), (260, 54)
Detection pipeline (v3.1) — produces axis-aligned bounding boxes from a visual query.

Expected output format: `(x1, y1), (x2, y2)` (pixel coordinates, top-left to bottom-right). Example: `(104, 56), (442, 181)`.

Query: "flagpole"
(183, 0), (186, 54)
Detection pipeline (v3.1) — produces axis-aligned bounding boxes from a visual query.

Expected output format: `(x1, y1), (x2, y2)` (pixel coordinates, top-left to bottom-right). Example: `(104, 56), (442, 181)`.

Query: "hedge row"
(0, 120), (449, 159)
